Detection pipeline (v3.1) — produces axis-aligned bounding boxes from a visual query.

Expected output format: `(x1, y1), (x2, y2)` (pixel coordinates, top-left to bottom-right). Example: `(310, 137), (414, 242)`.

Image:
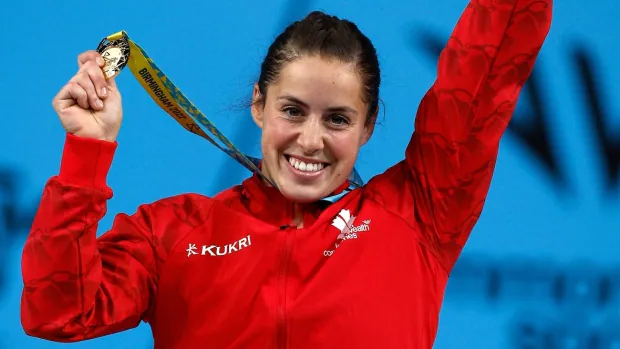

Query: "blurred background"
(1, 0), (618, 348)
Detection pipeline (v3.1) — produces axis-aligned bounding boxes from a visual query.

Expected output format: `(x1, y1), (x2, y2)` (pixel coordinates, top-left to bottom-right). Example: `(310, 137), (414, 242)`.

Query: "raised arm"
(365, 0), (552, 272)
(20, 135), (208, 342)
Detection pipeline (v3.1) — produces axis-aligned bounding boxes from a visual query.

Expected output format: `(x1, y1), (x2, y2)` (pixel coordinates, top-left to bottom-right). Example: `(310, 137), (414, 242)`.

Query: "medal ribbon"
(96, 31), (364, 202)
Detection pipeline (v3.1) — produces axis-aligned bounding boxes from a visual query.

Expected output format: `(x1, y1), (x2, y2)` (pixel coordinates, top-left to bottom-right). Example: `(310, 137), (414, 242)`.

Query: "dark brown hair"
(256, 11), (381, 123)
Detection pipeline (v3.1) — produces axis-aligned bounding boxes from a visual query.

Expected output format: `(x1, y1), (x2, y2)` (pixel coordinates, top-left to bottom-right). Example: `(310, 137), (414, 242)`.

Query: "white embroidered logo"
(323, 209), (371, 257)
(186, 243), (198, 257)
(186, 235), (252, 257)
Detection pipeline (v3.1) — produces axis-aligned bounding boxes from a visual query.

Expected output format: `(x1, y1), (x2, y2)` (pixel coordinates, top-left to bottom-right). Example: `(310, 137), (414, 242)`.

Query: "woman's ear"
(361, 109), (378, 145)
(251, 83), (264, 128)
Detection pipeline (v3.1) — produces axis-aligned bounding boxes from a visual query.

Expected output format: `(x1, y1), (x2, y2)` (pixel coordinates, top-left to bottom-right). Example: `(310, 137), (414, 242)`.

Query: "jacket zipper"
(277, 225), (294, 349)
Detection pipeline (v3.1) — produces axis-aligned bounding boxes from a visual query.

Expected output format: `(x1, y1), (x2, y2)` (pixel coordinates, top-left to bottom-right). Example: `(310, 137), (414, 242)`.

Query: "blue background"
(2, 0), (619, 347)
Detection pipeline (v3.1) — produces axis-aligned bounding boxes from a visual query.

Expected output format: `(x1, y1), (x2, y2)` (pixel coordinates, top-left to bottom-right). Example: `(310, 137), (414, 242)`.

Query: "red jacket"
(21, 1), (552, 348)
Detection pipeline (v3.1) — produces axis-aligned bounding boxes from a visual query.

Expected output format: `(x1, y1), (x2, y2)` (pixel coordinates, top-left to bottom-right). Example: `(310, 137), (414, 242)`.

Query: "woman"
(21, 1), (552, 348)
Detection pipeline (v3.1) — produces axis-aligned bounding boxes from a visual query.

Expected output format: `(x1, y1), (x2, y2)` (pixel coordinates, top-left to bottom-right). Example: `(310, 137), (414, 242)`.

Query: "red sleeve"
(365, 0), (553, 272)
(20, 134), (208, 342)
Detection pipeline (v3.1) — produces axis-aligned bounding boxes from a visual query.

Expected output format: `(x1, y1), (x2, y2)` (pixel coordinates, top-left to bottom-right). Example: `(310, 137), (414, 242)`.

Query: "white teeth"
(288, 156), (325, 172)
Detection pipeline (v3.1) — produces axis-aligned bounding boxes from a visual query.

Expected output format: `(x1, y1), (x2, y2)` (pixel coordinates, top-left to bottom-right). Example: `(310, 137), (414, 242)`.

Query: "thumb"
(103, 74), (121, 98)
(106, 76), (118, 90)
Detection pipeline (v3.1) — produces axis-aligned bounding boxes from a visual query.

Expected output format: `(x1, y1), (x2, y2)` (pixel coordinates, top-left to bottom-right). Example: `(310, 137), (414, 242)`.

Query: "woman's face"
(252, 55), (374, 203)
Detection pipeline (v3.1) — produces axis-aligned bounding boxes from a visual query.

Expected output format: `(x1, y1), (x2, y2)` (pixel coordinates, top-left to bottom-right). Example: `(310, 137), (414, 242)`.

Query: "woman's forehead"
(270, 57), (365, 107)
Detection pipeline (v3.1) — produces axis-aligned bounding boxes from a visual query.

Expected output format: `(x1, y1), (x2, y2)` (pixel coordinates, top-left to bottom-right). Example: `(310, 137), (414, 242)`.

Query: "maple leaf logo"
(332, 209), (357, 240)
(331, 209), (351, 232)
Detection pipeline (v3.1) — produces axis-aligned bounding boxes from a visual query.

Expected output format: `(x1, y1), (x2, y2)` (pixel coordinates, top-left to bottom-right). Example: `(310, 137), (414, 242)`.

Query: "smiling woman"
(250, 11), (379, 207)
(20, 2), (553, 349)
(253, 55), (375, 207)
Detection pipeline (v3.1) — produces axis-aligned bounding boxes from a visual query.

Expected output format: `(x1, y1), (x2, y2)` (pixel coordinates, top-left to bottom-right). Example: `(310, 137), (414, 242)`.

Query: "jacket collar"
(238, 172), (350, 228)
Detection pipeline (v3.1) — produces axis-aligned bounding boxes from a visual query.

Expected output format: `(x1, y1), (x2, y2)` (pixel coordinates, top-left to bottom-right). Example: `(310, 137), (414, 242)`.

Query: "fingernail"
(96, 100), (104, 108)
(101, 87), (107, 96)
(96, 57), (105, 66)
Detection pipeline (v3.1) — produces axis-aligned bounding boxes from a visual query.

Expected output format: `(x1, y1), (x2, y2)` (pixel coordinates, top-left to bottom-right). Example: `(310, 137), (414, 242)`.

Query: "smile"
(285, 155), (328, 173)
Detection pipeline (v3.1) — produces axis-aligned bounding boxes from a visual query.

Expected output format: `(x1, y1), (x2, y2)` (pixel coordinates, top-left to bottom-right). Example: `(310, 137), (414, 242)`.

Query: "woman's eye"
(284, 107), (302, 117)
(329, 115), (349, 126)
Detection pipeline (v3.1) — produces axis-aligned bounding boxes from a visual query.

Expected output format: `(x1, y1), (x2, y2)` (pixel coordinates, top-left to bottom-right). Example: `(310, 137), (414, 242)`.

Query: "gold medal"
(96, 32), (130, 79)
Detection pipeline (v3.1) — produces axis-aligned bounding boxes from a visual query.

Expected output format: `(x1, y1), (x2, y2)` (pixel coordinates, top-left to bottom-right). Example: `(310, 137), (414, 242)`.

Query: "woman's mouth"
(284, 155), (329, 174)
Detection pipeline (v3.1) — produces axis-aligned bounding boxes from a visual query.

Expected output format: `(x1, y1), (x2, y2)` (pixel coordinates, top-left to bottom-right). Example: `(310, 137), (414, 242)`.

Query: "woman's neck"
(292, 203), (304, 228)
